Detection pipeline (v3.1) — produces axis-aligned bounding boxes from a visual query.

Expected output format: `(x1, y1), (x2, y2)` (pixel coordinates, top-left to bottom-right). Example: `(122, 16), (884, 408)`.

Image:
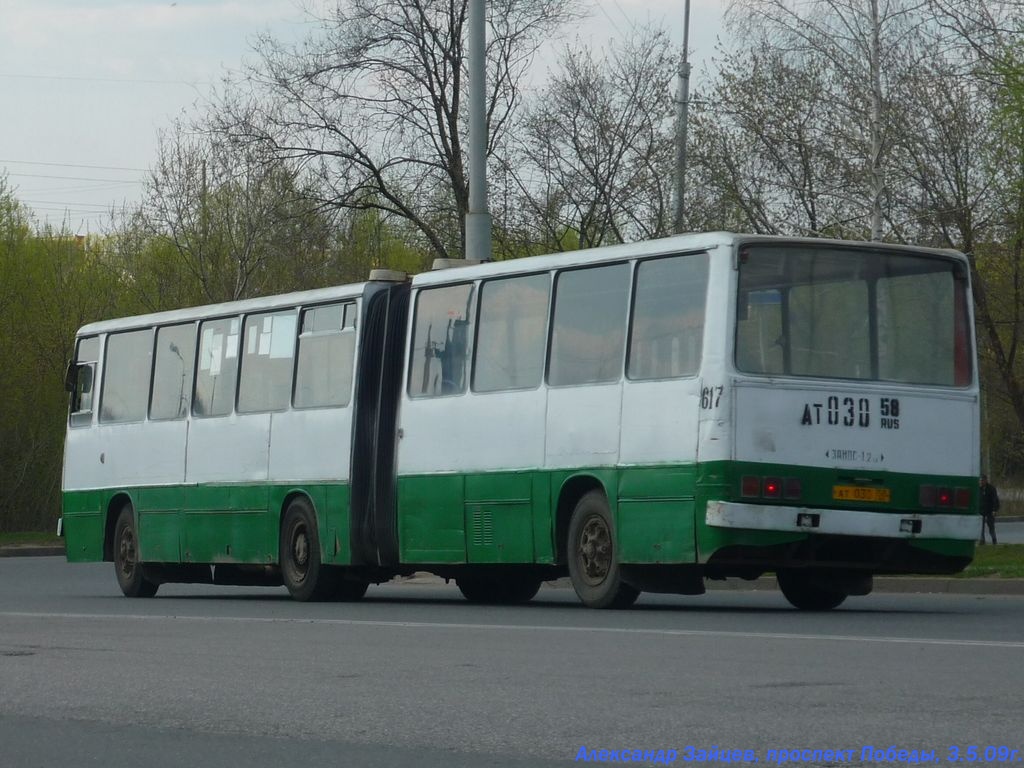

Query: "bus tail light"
(919, 485), (936, 507)
(920, 485), (970, 509)
(741, 476), (801, 501)
(784, 478), (802, 500)
(741, 476), (761, 498)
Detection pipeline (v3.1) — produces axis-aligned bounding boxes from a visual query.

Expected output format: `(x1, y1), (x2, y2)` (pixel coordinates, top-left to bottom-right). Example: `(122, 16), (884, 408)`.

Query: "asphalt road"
(2, 557), (1024, 768)
(990, 520), (1024, 544)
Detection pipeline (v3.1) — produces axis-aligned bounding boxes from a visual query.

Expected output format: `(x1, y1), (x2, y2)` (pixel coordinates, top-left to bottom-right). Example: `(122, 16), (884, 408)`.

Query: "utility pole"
(465, 0), (492, 261)
(672, 0), (692, 235)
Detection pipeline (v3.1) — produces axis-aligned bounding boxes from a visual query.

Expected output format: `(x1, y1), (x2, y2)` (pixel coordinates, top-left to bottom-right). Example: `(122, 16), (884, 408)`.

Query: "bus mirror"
(65, 362), (93, 396)
(64, 361), (78, 393)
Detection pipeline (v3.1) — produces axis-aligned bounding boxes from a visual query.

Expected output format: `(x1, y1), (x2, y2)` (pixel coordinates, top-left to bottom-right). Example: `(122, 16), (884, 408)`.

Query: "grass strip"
(0, 531), (62, 547)
(957, 543), (1024, 579)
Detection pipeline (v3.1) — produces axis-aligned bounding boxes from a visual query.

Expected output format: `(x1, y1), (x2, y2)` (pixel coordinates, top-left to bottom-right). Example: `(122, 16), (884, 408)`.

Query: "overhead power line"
(0, 72), (205, 86)
(0, 159), (148, 172)
(7, 172), (142, 183)
(22, 199), (120, 209)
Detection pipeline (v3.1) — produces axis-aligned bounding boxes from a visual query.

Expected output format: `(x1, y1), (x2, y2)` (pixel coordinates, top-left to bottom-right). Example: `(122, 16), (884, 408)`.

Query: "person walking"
(979, 474), (999, 545)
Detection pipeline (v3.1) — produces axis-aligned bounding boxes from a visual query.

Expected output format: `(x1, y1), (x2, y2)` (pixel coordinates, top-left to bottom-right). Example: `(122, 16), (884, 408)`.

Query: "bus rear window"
(736, 245), (972, 387)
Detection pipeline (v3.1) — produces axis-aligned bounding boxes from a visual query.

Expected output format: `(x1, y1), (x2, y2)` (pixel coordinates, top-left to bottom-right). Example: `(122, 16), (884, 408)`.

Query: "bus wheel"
(280, 498), (336, 602)
(334, 578), (369, 602)
(456, 573), (541, 604)
(501, 575), (542, 604)
(113, 506), (158, 598)
(776, 569), (847, 611)
(567, 491), (639, 609)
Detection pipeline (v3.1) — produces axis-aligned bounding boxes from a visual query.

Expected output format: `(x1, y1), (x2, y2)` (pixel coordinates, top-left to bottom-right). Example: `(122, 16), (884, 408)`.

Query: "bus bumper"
(706, 500), (977, 541)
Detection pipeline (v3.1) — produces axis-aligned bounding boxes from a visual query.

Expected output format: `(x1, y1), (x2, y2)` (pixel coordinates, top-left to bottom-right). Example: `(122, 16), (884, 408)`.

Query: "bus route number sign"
(800, 396), (901, 430)
(701, 386), (723, 410)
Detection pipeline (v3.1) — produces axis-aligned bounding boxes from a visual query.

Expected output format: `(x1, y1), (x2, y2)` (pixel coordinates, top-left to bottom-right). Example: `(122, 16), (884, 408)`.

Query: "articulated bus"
(61, 232), (980, 610)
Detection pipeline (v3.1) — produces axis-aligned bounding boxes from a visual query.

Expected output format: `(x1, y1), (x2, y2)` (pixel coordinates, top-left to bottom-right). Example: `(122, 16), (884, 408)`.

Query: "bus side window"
(238, 310), (297, 414)
(294, 302), (356, 409)
(473, 273), (550, 393)
(194, 317), (240, 417)
(409, 284), (475, 397)
(549, 263), (630, 387)
(628, 253), (709, 381)
(68, 336), (100, 427)
(100, 329), (154, 424)
(150, 323), (197, 420)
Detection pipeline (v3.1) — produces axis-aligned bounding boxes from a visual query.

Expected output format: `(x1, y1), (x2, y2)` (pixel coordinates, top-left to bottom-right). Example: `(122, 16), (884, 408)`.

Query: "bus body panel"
(185, 412), (271, 485)
(64, 415), (188, 491)
(268, 408), (352, 484)
(396, 385), (548, 564)
(618, 379), (700, 464)
(617, 377), (702, 563)
(544, 382), (623, 468)
(732, 380), (978, 476)
(398, 389), (547, 475)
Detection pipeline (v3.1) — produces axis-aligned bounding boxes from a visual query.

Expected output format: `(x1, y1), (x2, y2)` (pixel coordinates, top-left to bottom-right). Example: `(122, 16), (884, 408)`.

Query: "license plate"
(832, 485), (891, 503)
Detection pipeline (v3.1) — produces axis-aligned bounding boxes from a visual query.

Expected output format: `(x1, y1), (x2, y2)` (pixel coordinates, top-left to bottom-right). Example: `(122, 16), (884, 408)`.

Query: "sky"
(0, 0), (725, 234)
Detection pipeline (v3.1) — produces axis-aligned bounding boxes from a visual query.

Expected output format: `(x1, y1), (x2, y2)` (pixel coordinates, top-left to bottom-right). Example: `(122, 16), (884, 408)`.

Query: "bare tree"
(926, 0), (1024, 72)
(216, 0), (579, 260)
(692, 41), (869, 237)
(140, 124), (337, 304)
(510, 25), (676, 250)
(724, 0), (939, 240)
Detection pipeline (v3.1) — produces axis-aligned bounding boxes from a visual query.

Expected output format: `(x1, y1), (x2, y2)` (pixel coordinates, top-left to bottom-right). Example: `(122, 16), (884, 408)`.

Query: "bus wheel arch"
(278, 493), (337, 602)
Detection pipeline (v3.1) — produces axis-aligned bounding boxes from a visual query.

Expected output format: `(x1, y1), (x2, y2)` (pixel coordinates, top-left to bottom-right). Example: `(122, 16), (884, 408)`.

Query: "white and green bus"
(61, 232), (980, 609)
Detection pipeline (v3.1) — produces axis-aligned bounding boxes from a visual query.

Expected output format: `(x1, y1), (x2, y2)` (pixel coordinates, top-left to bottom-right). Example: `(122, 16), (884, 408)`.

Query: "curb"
(403, 573), (1024, 597)
(5, 550), (1024, 596)
(700, 575), (1024, 596)
(0, 545), (65, 558)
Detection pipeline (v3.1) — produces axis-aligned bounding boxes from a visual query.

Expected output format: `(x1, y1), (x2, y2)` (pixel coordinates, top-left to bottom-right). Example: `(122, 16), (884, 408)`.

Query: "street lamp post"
(673, 0), (692, 235)
(465, 0), (492, 262)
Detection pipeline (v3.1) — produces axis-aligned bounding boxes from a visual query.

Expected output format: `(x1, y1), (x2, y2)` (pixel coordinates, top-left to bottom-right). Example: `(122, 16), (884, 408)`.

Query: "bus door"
(350, 282), (410, 567)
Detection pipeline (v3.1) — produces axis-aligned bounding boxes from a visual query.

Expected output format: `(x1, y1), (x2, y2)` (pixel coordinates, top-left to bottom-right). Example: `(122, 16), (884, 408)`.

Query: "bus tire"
(567, 490), (639, 609)
(280, 498), (336, 602)
(334, 578), (369, 602)
(456, 576), (493, 603)
(777, 569), (847, 611)
(113, 506), (158, 598)
(456, 572), (542, 604)
(500, 575), (542, 604)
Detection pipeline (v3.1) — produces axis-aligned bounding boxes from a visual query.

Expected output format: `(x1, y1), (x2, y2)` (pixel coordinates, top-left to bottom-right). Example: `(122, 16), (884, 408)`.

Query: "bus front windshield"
(735, 244), (972, 387)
